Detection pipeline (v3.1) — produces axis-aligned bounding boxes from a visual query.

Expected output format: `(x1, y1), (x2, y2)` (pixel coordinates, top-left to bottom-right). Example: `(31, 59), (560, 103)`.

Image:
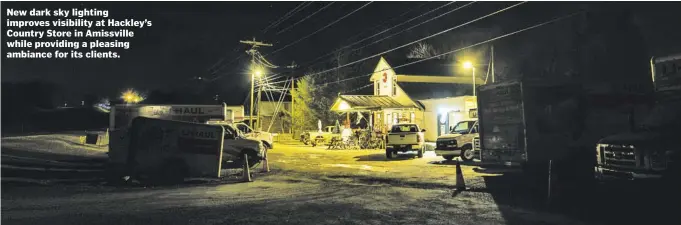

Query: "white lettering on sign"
(180, 129), (219, 140)
(173, 107), (205, 115)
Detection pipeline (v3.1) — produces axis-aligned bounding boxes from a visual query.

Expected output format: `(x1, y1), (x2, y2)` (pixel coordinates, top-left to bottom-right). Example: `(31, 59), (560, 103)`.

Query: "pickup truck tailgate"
(387, 132), (419, 145)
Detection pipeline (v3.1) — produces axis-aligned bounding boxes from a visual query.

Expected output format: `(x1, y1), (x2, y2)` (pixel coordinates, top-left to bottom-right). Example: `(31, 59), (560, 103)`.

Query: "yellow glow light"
(338, 101), (350, 111)
(121, 89), (144, 104)
(462, 61), (473, 69)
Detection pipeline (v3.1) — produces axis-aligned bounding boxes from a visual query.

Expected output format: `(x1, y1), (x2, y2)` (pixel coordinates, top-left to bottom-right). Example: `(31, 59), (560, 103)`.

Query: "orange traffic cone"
(455, 160), (467, 191)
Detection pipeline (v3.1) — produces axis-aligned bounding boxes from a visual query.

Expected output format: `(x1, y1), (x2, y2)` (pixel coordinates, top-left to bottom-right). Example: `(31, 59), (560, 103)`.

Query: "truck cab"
(234, 122), (274, 150)
(217, 123), (264, 167)
(435, 120), (479, 161)
(595, 53), (681, 181)
(595, 101), (681, 180)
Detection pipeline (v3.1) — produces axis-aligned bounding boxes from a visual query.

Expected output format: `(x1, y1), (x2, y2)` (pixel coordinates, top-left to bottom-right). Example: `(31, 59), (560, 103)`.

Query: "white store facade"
(332, 56), (484, 141)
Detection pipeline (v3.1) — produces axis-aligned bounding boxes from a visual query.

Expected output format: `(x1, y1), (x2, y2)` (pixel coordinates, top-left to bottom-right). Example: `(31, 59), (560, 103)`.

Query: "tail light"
(417, 134), (421, 142)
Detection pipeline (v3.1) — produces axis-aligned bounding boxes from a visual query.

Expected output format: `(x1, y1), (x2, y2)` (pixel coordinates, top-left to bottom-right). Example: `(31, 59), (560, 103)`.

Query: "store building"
(331, 56), (484, 141)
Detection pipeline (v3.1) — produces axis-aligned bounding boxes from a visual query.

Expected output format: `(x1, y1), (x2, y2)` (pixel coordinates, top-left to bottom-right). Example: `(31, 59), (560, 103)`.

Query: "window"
(237, 124), (252, 134)
(391, 124), (419, 133)
(392, 76), (397, 96)
(471, 123), (479, 134)
(222, 125), (236, 139)
(375, 80), (379, 95)
(451, 121), (474, 134)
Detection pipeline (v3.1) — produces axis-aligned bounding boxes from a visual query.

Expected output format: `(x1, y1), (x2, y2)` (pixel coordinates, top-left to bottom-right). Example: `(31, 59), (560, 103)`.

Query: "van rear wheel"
(461, 146), (474, 162)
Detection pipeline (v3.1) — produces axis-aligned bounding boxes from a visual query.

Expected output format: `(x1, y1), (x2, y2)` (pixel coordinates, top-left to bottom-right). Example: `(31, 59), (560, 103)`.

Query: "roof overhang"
(330, 95), (420, 112)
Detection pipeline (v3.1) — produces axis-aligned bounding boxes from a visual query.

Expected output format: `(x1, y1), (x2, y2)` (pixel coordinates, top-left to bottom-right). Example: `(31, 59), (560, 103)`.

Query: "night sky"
(2, 1), (681, 104)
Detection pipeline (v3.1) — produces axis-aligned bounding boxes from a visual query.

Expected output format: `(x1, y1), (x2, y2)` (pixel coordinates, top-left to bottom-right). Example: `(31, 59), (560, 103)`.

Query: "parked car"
(212, 123), (265, 167)
(234, 122), (274, 150)
(434, 120), (479, 162)
(385, 123), (425, 159)
(300, 126), (338, 146)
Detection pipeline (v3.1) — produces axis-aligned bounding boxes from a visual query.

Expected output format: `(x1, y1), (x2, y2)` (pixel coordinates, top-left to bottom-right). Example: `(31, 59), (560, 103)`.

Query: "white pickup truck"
(218, 123), (265, 167)
(385, 123), (426, 159)
(233, 122), (274, 150)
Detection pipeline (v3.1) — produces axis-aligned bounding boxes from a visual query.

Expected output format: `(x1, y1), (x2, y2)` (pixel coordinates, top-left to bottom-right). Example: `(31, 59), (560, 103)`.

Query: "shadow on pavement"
(2, 147), (107, 163)
(482, 169), (681, 225)
(354, 153), (415, 162)
(428, 159), (481, 166)
(1, 179), (543, 225)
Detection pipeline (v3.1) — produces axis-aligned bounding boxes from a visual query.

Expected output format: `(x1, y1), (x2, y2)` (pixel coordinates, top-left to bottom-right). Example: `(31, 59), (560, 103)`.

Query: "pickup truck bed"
(385, 124), (425, 159)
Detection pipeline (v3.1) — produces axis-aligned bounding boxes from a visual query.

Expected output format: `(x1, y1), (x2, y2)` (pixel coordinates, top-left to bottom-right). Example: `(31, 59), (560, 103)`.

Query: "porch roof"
(330, 95), (419, 112)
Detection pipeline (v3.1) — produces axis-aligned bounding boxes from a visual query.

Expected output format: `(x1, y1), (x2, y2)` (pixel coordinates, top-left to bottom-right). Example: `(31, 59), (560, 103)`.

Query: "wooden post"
(291, 78), (295, 138)
(243, 154), (252, 182)
(547, 160), (553, 207)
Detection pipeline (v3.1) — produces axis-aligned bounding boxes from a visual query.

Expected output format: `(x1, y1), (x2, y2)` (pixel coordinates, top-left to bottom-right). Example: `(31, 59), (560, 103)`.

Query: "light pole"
(463, 61), (476, 96)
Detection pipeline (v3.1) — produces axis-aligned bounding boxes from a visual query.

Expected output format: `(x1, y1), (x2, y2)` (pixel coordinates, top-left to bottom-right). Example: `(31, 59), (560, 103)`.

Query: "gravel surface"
(2, 137), (678, 225)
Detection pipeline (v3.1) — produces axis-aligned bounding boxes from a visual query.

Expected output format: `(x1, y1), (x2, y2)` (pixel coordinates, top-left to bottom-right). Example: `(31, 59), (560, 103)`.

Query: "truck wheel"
(443, 155), (455, 161)
(417, 147), (424, 158)
(461, 146), (474, 162)
(386, 149), (393, 159)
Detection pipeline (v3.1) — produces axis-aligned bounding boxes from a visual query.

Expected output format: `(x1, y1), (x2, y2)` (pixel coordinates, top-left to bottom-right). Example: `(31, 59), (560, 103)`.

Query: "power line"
(207, 46), (241, 73)
(270, 2), (314, 31)
(206, 3), (311, 81)
(342, 3), (427, 46)
(303, 9), (585, 89)
(340, 83), (373, 94)
(266, 2), (374, 57)
(347, 2), (476, 55)
(297, 2), (527, 80)
(276, 2), (337, 35)
(263, 1), (474, 83)
(262, 2), (310, 33)
(301, 1), (460, 68)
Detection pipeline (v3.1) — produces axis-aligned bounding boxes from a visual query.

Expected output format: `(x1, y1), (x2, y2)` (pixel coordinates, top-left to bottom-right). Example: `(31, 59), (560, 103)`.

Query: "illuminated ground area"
(2, 135), (593, 225)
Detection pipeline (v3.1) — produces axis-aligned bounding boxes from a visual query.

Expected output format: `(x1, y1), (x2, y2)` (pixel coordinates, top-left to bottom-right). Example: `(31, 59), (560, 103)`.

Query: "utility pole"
(286, 61), (298, 136)
(491, 45), (495, 84)
(240, 38), (272, 129)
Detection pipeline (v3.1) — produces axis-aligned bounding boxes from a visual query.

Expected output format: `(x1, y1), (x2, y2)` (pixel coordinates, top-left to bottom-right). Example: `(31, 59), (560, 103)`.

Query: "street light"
(121, 89), (144, 104)
(462, 61), (476, 96)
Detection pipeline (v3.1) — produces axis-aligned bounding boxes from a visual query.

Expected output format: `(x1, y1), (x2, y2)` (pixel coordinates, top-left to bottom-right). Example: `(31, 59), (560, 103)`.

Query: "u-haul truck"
(127, 117), (225, 181)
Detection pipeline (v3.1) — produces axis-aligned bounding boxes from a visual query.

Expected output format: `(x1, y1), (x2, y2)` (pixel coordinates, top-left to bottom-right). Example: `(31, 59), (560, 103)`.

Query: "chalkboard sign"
(85, 133), (99, 144)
